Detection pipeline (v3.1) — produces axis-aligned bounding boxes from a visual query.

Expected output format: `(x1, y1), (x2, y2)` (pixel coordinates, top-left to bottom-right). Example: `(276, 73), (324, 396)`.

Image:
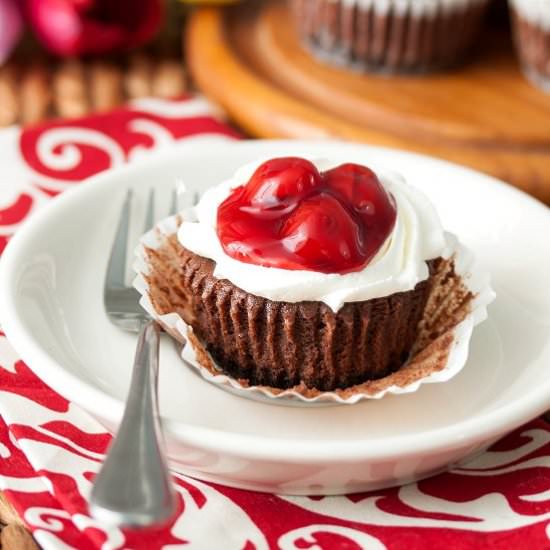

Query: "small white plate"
(1, 140), (549, 495)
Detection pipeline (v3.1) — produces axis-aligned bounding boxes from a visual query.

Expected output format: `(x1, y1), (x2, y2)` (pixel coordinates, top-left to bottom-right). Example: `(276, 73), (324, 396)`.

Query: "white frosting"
(341, 0), (486, 18)
(178, 158), (451, 312)
(510, 0), (550, 30)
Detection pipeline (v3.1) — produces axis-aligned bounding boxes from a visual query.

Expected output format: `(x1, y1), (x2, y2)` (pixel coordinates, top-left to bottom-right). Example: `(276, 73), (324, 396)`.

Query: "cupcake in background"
(290, 0), (490, 73)
(509, 0), (550, 92)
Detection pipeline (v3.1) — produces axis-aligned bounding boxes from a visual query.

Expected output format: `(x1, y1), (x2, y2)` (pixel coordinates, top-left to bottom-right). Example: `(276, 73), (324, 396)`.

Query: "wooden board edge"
(185, 8), (550, 204)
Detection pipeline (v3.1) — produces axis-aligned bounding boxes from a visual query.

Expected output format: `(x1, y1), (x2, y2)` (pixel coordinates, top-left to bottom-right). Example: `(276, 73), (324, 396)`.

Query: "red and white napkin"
(0, 97), (549, 549)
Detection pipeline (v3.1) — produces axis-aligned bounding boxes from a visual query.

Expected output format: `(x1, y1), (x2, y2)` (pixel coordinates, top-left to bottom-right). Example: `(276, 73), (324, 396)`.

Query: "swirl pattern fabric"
(0, 97), (548, 549)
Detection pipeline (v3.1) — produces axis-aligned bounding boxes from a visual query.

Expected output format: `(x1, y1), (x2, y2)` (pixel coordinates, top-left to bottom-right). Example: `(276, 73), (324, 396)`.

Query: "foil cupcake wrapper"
(134, 215), (495, 406)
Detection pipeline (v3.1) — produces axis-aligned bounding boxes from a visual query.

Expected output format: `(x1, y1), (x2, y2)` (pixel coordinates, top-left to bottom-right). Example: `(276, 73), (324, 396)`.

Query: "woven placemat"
(0, 0), (187, 128)
(0, 492), (38, 549)
(0, 52), (187, 127)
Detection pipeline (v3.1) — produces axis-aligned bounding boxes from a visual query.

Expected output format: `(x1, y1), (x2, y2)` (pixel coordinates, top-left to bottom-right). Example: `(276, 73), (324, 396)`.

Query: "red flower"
(25, 0), (164, 56)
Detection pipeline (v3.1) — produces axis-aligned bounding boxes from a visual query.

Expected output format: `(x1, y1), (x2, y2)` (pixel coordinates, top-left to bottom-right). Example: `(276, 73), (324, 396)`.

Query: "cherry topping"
(245, 157), (322, 206)
(282, 193), (363, 271)
(217, 157), (397, 274)
(324, 163), (398, 253)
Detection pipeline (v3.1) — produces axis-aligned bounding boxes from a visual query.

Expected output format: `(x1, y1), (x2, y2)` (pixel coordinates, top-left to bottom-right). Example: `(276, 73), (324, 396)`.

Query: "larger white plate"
(1, 140), (549, 495)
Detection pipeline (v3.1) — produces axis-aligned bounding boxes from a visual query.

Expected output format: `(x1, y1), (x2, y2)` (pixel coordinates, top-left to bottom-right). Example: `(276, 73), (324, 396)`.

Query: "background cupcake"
(509, 0), (550, 92)
(290, 0), (491, 73)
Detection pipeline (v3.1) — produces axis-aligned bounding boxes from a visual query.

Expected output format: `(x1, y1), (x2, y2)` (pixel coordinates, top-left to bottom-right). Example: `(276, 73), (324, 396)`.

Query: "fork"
(89, 188), (178, 527)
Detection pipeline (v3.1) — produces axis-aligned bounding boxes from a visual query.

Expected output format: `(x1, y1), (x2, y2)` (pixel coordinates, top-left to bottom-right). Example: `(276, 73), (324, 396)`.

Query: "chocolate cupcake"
(144, 235), (453, 390)
(290, 0), (490, 72)
(509, 0), (550, 92)
(136, 157), (485, 396)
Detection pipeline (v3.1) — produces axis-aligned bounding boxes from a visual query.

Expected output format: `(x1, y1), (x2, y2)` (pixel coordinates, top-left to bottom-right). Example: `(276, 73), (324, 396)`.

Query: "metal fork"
(89, 188), (178, 527)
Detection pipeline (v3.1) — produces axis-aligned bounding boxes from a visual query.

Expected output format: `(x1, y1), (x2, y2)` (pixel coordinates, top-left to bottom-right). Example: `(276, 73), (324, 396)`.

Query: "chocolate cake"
(290, 0), (490, 72)
(144, 234), (472, 392)
(510, 2), (550, 92)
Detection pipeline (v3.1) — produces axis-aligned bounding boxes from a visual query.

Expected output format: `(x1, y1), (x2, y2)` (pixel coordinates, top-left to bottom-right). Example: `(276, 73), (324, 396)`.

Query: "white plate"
(1, 140), (549, 496)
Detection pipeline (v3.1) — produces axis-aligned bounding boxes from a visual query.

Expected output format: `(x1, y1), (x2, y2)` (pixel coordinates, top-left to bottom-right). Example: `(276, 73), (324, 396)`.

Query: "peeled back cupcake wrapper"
(133, 215), (495, 406)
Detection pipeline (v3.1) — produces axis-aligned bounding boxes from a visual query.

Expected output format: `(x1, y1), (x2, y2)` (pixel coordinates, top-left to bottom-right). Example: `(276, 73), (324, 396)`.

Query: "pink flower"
(0, 0), (23, 64)
(25, 0), (164, 56)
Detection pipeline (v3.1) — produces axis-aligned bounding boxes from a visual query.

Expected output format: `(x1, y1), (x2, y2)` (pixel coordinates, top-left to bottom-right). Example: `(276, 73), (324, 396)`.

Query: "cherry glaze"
(217, 157), (397, 274)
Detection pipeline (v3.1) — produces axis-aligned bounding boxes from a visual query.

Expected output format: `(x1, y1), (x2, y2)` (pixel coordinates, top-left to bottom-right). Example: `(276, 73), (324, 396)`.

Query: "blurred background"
(0, 0), (549, 203)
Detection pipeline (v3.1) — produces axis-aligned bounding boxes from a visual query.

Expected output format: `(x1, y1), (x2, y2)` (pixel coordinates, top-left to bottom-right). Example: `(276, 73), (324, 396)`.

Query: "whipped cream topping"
(178, 158), (451, 312)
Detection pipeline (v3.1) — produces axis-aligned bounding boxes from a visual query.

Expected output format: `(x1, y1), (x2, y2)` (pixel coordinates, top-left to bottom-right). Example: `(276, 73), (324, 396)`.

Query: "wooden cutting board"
(186, 1), (550, 203)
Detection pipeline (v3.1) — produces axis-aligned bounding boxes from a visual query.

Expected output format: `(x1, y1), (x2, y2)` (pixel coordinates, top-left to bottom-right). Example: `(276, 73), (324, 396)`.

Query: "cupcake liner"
(134, 216), (494, 406)
(290, 0), (490, 73)
(509, 1), (550, 93)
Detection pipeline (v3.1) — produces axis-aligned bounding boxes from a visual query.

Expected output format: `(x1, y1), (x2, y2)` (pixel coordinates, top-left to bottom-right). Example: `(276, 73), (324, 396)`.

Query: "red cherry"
(324, 163), (390, 216)
(245, 157), (321, 206)
(216, 157), (397, 274)
(281, 193), (363, 271)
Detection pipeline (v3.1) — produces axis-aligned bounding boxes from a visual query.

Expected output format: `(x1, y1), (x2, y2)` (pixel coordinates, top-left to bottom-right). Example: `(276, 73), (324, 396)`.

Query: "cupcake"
(509, 0), (550, 92)
(290, 0), (490, 73)
(136, 157), (492, 400)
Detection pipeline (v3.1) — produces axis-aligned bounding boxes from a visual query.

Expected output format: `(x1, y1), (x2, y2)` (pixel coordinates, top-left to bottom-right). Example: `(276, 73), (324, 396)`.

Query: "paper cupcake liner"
(509, 2), (550, 93)
(133, 216), (495, 406)
(290, 0), (490, 73)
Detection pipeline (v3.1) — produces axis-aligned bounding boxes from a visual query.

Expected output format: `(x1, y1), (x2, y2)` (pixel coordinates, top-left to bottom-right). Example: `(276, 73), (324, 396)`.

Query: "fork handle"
(90, 321), (177, 527)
